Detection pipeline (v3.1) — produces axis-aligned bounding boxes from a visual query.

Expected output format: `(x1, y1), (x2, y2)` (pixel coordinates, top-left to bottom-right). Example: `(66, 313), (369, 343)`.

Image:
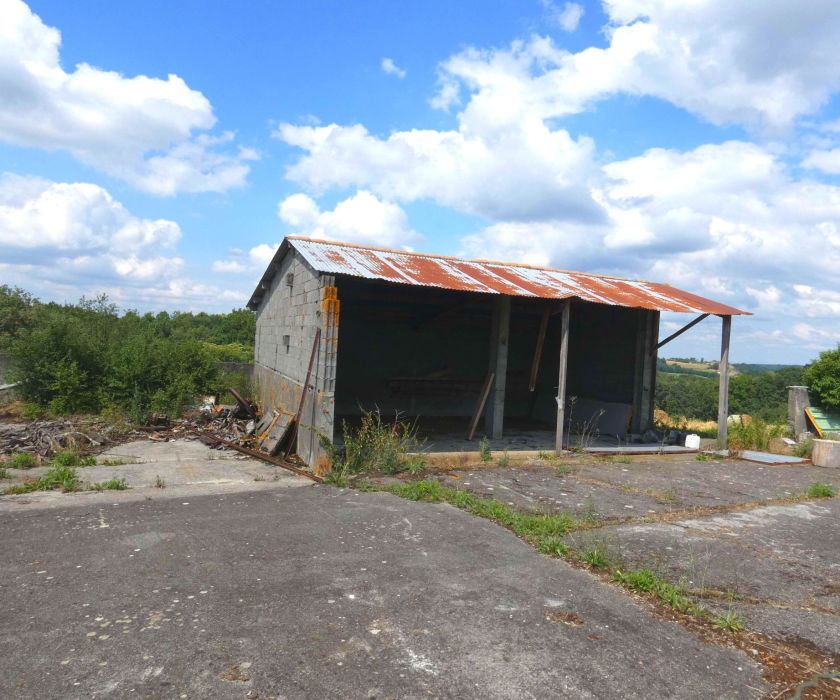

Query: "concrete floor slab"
(567, 498), (840, 654)
(0, 439), (310, 511)
(0, 487), (767, 699)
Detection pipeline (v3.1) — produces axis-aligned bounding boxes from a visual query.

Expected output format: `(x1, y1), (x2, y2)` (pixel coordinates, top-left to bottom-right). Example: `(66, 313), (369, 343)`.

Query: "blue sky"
(3, 0), (840, 364)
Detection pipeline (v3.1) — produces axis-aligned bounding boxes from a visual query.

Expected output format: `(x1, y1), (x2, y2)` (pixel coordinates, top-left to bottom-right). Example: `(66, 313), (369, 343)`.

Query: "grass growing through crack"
(613, 568), (706, 617)
(90, 478), (128, 491)
(0, 468), (8, 479)
(479, 437), (492, 463)
(381, 480), (718, 622)
(713, 610), (745, 633)
(806, 482), (836, 498)
(579, 543), (610, 569)
(4, 465), (82, 494)
(384, 480), (577, 551)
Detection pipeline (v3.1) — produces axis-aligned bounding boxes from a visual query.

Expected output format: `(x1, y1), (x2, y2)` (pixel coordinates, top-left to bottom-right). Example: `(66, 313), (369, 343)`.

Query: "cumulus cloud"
(276, 122), (602, 223)
(0, 172), (245, 309)
(0, 0), (254, 195)
(278, 190), (419, 248)
(381, 57), (406, 79)
(431, 0), (840, 132)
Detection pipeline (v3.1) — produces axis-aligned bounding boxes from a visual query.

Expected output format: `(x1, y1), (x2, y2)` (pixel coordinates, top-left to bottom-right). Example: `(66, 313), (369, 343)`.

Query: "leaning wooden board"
(805, 406), (840, 438)
(259, 411), (296, 455)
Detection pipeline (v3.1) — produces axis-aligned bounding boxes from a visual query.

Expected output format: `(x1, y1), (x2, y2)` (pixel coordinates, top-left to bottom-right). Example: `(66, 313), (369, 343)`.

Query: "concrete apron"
(0, 439), (310, 511)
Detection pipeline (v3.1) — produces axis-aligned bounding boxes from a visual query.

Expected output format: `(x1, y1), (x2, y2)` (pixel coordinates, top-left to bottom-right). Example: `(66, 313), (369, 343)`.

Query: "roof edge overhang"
(247, 236), (751, 316)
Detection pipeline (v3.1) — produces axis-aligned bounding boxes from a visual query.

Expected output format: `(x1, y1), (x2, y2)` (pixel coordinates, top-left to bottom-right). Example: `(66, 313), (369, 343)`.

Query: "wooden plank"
(656, 313), (709, 350)
(284, 328), (322, 460)
(467, 372), (495, 440)
(717, 315), (732, 449)
(261, 412), (295, 456)
(555, 301), (570, 454)
(529, 306), (550, 392)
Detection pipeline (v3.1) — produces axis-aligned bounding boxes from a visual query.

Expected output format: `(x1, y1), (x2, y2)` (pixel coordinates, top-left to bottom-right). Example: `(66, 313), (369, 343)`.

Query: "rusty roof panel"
(255, 237), (748, 315)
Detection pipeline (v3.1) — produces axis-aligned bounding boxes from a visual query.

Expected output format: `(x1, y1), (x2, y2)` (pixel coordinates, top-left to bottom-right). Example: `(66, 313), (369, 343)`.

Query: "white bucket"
(684, 434), (701, 449)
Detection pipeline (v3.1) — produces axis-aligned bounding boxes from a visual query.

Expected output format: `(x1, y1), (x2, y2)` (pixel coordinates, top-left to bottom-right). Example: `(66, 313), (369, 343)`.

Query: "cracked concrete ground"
(428, 456), (840, 658)
(0, 440), (307, 511)
(0, 485), (768, 699)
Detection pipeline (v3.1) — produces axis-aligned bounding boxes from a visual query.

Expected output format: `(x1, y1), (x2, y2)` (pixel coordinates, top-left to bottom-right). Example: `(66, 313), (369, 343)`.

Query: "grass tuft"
(806, 482), (836, 498)
(4, 465), (82, 495)
(90, 478), (128, 491)
(52, 449), (96, 467)
(479, 437), (492, 463)
(713, 610), (745, 632)
(10, 452), (37, 469)
(579, 543), (610, 569)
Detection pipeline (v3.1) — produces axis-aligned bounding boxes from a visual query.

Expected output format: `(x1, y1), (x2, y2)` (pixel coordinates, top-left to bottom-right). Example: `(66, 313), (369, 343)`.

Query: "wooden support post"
(529, 306), (550, 392)
(641, 311), (659, 431)
(555, 301), (570, 454)
(485, 296), (511, 440)
(717, 315), (732, 449)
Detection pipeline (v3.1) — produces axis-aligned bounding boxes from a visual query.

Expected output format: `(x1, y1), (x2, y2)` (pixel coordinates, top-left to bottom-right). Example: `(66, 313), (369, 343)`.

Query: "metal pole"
(717, 315), (732, 449)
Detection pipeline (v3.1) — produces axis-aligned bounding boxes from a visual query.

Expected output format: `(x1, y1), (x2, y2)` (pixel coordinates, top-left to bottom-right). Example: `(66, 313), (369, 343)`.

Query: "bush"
(8, 293), (236, 420)
(805, 346), (840, 410)
(727, 418), (784, 451)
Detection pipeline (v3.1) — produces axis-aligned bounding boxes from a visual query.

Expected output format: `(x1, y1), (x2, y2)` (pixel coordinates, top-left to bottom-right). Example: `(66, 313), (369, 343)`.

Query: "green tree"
(805, 346), (840, 410)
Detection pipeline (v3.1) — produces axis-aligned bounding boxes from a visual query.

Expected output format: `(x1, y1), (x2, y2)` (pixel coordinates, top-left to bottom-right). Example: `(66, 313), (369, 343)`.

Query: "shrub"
(727, 418), (784, 451)
(8, 293), (243, 419)
(321, 409), (426, 482)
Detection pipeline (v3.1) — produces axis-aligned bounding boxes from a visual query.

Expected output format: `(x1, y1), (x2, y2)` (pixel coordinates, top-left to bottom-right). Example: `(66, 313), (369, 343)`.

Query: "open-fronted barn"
(247, 237), (748, 467)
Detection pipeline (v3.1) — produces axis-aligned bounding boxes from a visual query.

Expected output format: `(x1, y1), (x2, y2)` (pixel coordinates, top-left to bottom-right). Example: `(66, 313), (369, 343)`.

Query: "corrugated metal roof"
(248, 236), (749, 316)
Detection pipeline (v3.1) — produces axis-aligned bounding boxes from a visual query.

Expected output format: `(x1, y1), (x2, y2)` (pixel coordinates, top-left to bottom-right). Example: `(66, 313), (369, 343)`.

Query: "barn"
(246, 236), (748, 468)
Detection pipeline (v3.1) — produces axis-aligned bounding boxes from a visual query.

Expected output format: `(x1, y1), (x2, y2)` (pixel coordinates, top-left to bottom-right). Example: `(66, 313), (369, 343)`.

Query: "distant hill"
(658, 358), (803, 378)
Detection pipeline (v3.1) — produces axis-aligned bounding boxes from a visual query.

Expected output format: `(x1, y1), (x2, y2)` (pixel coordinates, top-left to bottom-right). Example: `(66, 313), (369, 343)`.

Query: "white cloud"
(211, 259), (247, 274)
(0, 172), (247, 309)
(0, 0), (254, 194)
(542, 1), (584, 32)
(278, 190), (419, 248)
(381, 57), (406, 79)
(211, 243), (280, 275)
(429, 1), (840, 132)
(802, 148), (840, 175)
(276, 122), (602, 223)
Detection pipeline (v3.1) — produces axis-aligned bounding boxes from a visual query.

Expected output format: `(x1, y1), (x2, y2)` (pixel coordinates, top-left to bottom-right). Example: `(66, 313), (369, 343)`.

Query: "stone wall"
(253, 250), (337, 467)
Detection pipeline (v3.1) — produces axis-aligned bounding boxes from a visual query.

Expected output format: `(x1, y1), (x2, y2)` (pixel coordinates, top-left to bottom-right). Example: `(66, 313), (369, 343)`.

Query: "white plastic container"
(684, 434), (701, 449)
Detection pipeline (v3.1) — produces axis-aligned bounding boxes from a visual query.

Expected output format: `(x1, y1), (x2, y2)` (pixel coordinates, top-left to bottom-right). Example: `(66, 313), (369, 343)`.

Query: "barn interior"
(332, 275), (663, 453)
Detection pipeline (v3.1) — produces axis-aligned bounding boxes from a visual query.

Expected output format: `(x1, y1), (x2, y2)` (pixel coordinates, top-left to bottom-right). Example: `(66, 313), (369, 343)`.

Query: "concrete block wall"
(254, 250), (336, 467)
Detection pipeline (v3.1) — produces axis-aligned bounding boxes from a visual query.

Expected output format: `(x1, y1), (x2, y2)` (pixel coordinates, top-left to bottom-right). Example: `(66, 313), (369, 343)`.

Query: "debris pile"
(142, 390), (297, 458)
(0, 418), (118, 457)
